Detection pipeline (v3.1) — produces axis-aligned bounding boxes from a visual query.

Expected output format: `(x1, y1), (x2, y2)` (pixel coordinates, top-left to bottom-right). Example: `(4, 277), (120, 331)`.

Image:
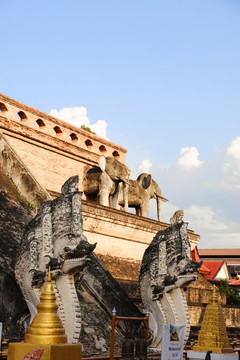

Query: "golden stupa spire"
(25, 267), (67, 344)
(193, 285), (233, 354)
(211, 283), (218, 304)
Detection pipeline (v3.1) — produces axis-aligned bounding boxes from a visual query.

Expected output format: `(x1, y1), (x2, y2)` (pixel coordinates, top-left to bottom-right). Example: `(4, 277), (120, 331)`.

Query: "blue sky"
(1, 0), (240, 248)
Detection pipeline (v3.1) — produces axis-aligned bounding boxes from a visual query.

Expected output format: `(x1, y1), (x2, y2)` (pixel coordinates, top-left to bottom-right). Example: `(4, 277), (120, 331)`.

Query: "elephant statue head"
(83, 156), (129, 211)
(98, 156), (129, 211)
(137, 173), (167, 221)
(118, 173), (167, 221)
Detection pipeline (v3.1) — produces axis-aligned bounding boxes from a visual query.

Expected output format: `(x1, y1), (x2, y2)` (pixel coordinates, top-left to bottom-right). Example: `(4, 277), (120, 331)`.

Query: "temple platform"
(187, 351), (238, 360)
(7, 343), (82, 360)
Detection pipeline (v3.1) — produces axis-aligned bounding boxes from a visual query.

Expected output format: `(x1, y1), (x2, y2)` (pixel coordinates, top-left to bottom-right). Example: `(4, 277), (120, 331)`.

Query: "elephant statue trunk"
(156, 195), (162, 222)
(151, 179), (168, 222)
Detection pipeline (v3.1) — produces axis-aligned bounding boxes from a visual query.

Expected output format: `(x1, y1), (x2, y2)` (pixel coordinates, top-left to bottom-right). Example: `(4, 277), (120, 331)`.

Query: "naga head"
(26, 176), (97, 284)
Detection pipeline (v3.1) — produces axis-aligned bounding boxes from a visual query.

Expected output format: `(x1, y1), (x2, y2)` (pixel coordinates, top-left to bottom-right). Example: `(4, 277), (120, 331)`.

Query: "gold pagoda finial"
(25, 267), (67, 344)
(193, 285), (233, 354)
(48, 266), (51, 281)
(211, 285), (218, 305)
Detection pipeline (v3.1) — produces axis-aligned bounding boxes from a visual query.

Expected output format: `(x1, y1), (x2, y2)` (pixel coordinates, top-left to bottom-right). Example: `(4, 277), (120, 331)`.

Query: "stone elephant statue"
(117, 173), (167, 221)
(83, 156), (129, 210)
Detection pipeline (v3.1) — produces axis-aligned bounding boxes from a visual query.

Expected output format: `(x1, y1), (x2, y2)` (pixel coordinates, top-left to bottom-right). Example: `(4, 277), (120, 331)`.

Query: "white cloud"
(184, 205), (227, 231)
(161, 203), (228, 234)
(160, 202), (238, 248)
(226, 136), (240, 177)
(49, 106), (108, 139)
(137, 137), (240, 248)
(49, 106), (89, 126)
(199, 232), (240, 249)
(90, 120), (108, 139)
(178, 146), (204, 169)
(138, 159), (153, 173)
(222, 162), (230, 173)
(227, 136), (240, 161)
(159, 201), (179, 223)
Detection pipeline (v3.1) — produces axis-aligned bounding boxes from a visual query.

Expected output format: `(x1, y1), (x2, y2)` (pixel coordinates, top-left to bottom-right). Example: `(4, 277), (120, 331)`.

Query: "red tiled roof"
(191, 247), (211, 275)
(191, 247), (201, 262)
(229, 279), (240, 286)
(199, 264), (212, 275)
(206, 279), (222, 284)
(202, 261), (223, 279)
(198, 249), (240, 257)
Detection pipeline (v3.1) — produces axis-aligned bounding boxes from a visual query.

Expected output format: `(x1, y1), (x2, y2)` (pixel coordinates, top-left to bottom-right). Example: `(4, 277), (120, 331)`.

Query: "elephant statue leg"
(122, 182), (128, 211)
(111, 183), (120, 209)
(111, 182), (129, 211)
(135, 206), (141, 216)
(140, 200), (150, 218)
(98, 172), (115, 207)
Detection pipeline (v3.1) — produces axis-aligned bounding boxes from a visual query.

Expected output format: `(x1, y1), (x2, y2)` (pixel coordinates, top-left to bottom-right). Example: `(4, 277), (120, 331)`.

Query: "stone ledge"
(7, 343), (82, 360)
(187, 351), (238, 360)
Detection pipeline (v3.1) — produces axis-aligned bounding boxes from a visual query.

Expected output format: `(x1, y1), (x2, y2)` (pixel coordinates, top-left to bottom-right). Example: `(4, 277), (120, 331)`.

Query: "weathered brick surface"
(98, 254), (141, 282)
(4, 132), (92, 194)
(187, 274), (226, 305)
(223, 305), (240, 327)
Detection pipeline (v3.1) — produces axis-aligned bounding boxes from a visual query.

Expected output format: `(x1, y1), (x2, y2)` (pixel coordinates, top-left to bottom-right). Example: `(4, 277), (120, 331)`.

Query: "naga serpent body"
(15, 176), (96, 343)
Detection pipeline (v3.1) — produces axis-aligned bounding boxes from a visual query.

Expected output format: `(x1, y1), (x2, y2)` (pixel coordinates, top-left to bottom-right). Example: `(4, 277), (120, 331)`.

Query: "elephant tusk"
(156, 194), (168, 202)
(117, 178), (131, 186)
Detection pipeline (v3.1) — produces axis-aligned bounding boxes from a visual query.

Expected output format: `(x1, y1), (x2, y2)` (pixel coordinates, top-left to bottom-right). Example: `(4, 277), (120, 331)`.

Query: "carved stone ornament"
(15, 176), (96, 344)
(139, 222), (201, 350)
(170, 209), (184, 225)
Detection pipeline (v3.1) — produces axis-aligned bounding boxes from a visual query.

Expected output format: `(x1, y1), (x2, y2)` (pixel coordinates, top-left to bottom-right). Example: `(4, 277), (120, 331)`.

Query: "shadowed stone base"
(187, 351), (238, 360)
(7, 343), (82, 360)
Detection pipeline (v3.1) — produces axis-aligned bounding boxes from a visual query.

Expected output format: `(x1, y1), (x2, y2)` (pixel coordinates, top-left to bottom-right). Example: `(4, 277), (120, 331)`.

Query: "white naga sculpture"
(139, 215), (201, 349)
(15, 176), (96, 344)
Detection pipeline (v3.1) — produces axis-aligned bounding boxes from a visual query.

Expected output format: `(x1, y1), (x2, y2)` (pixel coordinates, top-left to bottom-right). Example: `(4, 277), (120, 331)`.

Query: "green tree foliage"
(219, 280), (240, 305)
(81, 124), (96, 134)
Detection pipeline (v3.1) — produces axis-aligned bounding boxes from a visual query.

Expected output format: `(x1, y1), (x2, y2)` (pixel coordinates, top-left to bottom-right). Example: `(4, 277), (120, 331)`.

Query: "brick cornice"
(0, 93), (127, 153)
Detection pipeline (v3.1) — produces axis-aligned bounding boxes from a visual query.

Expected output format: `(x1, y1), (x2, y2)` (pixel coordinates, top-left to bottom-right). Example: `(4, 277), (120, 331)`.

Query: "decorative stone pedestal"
(7, 343), (82, 360)
(8, 270), (82, 360)
(187, 351), (238, 360)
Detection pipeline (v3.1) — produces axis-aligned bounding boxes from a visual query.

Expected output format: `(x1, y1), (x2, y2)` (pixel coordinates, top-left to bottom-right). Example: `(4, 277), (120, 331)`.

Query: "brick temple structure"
(0, 93), (239, 343)
(0, 93), (200, 261)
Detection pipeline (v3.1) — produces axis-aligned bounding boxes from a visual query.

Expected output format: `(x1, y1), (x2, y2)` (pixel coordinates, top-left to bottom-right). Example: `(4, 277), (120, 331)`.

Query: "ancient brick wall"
(0, 93), (127, 194)
(187, 287), (226, 304)
(187, 274), (226, 304)
(188, 304), (240, 327)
